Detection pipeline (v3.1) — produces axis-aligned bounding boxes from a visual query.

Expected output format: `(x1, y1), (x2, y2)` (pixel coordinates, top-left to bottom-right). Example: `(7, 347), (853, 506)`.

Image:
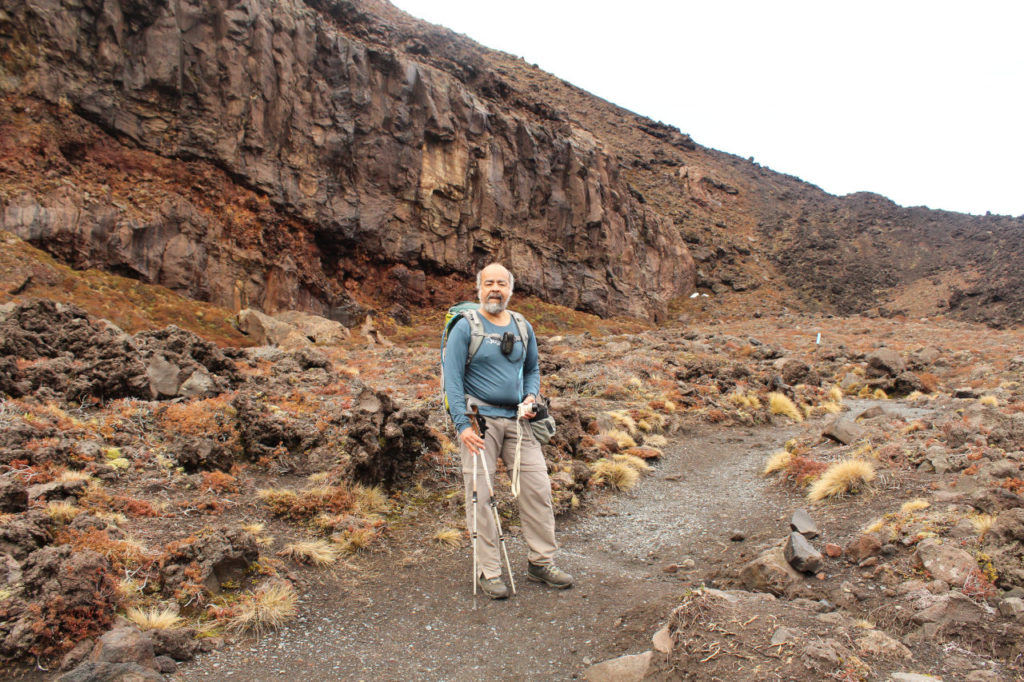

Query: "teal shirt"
(443, 313), (540, 434)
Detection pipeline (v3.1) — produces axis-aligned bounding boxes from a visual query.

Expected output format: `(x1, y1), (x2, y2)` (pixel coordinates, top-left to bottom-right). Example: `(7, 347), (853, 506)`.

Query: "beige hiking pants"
(461, 416), (558, 579)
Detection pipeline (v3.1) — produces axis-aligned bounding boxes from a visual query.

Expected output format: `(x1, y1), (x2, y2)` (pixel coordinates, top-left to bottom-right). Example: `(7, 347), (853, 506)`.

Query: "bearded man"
(442, 262), (573, 599)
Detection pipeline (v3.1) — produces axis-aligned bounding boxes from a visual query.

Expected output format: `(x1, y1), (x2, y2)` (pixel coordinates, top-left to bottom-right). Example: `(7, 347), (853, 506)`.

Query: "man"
(443, 263), (573, 599)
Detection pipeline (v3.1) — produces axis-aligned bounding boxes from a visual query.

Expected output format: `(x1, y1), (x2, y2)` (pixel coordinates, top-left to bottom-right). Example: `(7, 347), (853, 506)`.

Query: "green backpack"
(440, 302), (529, 419)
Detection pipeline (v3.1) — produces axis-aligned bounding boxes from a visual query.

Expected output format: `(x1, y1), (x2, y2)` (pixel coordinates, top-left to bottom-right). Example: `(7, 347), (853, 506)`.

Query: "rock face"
(1, 0), (692, 321)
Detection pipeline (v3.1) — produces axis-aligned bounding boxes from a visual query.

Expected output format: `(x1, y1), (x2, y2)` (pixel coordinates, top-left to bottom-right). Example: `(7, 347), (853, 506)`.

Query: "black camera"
(500, 331), (516, 355)
(530, 396), (549, 421)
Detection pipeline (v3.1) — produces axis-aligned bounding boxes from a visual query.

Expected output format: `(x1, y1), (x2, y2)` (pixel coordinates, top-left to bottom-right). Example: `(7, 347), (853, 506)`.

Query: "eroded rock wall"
(0, 0), (693, 320)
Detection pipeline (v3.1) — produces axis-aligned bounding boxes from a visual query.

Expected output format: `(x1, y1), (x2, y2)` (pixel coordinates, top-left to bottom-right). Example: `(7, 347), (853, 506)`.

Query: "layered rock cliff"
(0, 0), (691, 321)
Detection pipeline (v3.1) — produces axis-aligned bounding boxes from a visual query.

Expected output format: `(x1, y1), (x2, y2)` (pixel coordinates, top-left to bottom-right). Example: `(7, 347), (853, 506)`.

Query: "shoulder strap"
(508, 311), (530, 351)
(463, 309), (485, 365)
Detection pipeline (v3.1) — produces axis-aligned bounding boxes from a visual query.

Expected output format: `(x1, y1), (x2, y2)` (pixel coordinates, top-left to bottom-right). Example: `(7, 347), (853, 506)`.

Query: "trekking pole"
(476, 451), (517, 595)
(471, 445), (478, 596)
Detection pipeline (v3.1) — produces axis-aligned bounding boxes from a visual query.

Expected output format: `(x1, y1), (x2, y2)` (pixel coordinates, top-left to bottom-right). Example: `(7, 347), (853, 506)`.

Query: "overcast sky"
(390, 0), (1024, 217)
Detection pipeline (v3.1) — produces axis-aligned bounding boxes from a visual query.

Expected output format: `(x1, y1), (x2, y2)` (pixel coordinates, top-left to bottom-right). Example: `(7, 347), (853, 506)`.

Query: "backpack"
(440, 302), (530, 419)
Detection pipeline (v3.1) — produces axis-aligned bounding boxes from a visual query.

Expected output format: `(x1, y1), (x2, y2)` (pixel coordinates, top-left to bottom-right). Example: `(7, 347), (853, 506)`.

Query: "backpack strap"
(508, 311), (530, 351)
(462, 309), (485, 365)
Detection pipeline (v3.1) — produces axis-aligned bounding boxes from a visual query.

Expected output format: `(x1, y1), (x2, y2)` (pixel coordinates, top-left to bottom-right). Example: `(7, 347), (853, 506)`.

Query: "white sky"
(390, 0), (1024, 217)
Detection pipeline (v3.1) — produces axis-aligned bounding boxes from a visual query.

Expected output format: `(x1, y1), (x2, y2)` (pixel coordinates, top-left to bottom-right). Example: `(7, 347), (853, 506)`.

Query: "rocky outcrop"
(0, 0), (693, 321)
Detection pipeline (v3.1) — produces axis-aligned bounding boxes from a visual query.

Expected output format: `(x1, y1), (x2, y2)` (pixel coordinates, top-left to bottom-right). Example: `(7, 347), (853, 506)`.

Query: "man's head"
(477, 263), (514, 314)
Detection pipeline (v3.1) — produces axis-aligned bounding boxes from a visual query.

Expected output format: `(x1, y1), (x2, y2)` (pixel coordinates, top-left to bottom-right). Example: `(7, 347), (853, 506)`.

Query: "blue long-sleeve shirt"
(443, 313), (540, 434)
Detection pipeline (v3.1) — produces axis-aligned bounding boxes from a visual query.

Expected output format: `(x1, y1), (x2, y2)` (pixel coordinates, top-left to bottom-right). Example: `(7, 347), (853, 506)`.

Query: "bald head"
(477, 263), (514, 314)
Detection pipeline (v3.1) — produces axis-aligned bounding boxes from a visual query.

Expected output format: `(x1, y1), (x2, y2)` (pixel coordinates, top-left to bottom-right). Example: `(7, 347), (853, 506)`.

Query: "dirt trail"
(175, 419), (818, 681)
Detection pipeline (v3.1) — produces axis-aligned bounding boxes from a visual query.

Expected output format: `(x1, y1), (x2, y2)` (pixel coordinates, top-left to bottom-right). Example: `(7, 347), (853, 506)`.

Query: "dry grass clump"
(828, 386), (844, 404)
(433, 528), (462, 547)
(278, 539), (340, 566)
(763, 450), (793, 476)
(900, 499), (930, 514)
(605, 410), (638, 435)
(604, 429), (637, 450)
(971, 513), (996, 539)
(125, 605), (182, 631)
(257, 485), (354, 520)
(45, 500), (82, 524)
(56, 469), (93, 484)
(873, 388), (888, 400)
(769, 393), (803, 422)
(612, 453), (652, 472)
(979, 395), (999, 407)
(352, 485), (390, 514)
(644, 434), (669, 448)
(333, 527), (379, 553)
(807, 459), (876, 502)
(229, 582), (298, 635)
(590, 459), (640, 490)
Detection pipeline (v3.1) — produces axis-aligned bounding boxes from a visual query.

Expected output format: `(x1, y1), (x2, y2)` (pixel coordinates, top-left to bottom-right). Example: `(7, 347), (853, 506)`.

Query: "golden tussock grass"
(278, 539), (340, 566)
(604, 429), (637, 450)
(828, 386), (844, 403)
(900, 499), (930, 514)
(873, 388), (889, 400)
(863, 517), (887, 535)
(902, 420), (927, 434)
(56, 469), (93, 484)
(45, 500), (82, 524)
(807, 459), (876, 502)
(605, 410), (638, 435)
(971, 513), (996, 539)
(589, 459), (640, 490)
(769, 393), (803, 422)
(333, 527), (378, 553)
(433, 528), (462, 547)
(229, 582), (298, 635)
(612, 453), (652, 472)
(819, 401), (842, 414)
(125, 606), (183, 631)
(979, 395), (999, 407)
(763, 450), (793, 476)
(352, 485), (390, 515)
(644, 434), (669, 448)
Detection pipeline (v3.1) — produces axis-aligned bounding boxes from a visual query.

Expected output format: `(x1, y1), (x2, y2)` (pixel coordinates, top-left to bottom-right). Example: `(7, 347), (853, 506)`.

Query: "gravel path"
(175, 420), (818, 681)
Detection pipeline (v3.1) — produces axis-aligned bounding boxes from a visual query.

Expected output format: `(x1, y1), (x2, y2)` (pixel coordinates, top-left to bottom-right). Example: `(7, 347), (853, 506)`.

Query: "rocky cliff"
(1, 0), (1021, 326)
(0, 0), (690, 321)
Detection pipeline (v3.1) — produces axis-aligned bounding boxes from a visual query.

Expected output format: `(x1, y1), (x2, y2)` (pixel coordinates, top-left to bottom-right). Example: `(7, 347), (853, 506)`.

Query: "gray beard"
(482, 299), (506, 314)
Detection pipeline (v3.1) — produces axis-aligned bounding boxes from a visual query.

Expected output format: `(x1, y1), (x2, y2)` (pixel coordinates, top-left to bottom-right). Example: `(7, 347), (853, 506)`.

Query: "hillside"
(2, 0), (1022, 327)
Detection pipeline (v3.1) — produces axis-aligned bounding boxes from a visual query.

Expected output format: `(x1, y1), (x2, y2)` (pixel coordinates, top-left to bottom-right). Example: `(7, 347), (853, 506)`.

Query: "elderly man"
(442, 263), (573, 599)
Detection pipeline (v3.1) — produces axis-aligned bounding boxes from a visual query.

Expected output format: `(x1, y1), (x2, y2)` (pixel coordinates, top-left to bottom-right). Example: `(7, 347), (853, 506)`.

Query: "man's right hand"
(459, 426), (485, 455)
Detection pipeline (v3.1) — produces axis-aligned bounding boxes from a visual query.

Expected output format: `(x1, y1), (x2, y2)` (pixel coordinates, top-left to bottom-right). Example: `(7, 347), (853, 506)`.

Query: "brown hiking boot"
(478, 574), (510, 599)
(527, 562), (573, 589)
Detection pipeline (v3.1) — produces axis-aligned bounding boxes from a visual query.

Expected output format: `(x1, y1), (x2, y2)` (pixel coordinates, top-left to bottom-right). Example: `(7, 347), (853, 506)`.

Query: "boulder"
(856, 629), (913, 660)
(915, 539), (980, 586)
(823, 417), (866, 444)
(845, 534), (882, 564)
(0, 478), (28, 513)
(90, 625), (156, 669)
(584, 651), (652, 682)
(740, 547), (803, 595)
(790, 509), (819, 538)
(273, 310), (350, 344)
(866, 349), (906, 377)
(235, 308), (298, 346)
(785, 532), (824, 574)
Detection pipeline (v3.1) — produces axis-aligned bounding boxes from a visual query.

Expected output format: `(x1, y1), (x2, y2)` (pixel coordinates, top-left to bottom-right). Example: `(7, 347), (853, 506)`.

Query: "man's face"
(478, 267), (512, 314)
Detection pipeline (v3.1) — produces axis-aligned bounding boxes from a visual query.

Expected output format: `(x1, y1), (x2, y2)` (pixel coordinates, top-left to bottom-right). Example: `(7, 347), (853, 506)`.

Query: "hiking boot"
(527, 562), (573, 589)
(477, 574), (510, 599)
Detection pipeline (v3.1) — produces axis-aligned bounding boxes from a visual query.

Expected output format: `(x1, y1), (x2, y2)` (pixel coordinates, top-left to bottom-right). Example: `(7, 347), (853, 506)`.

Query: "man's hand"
(459, 426), (485, 455)
(518, 394), (537, 419)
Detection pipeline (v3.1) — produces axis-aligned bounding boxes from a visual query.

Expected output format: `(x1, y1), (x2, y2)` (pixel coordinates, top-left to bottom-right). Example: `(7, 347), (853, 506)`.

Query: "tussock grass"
(433, 528), (462, 547)
(902, 420), (927, 434)
(352, 485), (389, 514)
(278, 539), (340, 566)
(590, 459), (640, 490)
(769, 393), (803, 422)
(900, 499), (930, 514)
(229, 582), (298, 635)
(819, 401), (842, 414)
(644, 434), (669, 448)
(864, 517), (886, 535)
(612, 453), (652, 472)
(828, 386), (844, 404)
(56, 470), (93, 484)
(763, 450), (793, 476)
(45, 500), (82, 523)
(605, 429), (637, 450)
(873, 388), (889, 400)
(605, 410), (638, 435)
(126, 606), (182, 631)
(971, 513), (996, 539)
(979, 395), (999, 407)
(333, 527), (377, 553)
(807, 459), (875, 502)
(257, 484), (353, 520)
